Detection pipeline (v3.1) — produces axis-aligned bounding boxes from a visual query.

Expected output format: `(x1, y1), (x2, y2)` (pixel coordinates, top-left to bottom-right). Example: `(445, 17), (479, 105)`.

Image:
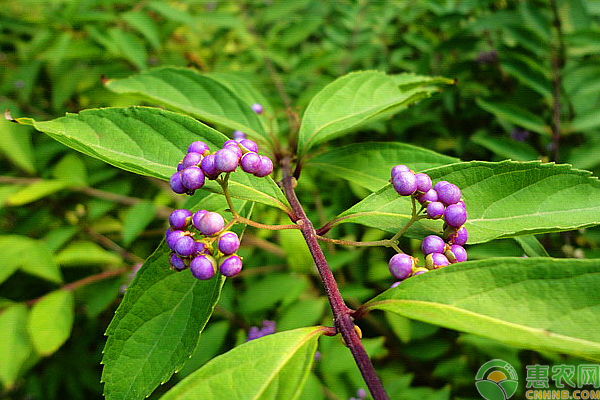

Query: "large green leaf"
(307, 142), (458, 191)
(16, 107), (290, 212)
(106, 67), (266, 138)
(160, 327), (325, 400)
(0, 304), (33, 388)
(101, 201), (253, 400)
(297, 71), (449, 156)
(26, 290), (74, 356)
(364, 258), (600, 361)
(330, 161), (600, 244)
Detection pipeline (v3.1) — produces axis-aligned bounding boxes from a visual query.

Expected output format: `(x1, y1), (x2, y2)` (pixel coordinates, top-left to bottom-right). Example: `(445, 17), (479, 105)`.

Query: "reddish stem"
(280, 157), (389, 400)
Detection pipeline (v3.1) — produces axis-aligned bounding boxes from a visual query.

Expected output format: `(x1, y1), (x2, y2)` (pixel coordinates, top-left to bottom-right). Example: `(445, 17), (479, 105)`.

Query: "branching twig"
(280, 157), (389, 400)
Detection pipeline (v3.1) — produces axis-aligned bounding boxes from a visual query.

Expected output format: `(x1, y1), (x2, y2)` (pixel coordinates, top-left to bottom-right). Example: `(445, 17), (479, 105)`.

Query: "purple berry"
(197, 212), (225, 235)
(261, 320), (276, 335)
(391, 165), (410, 179)
(200, 154), (219, 179)
(166, 230), (186, 250)
(357, 388), (367, 399)
(417, 189), (438, 205)
(391, 281), (402, 288)
(192, 210), (208, 231)
(215, 148), (239, 173)
(169, 253), (187, 271)
(445, 244), (467, 263)
(188, 141), (209, 155)
(415, 173), (432, 192)
(254, 155), (273, 177)
(170, 172), (187, 194)
(426, 201), (445, 219)
(224, 143), (243, 158)
(434, 180), (450, 192)
(223, 140), (238, 147)
(446, 226), (468, 245)
(251, 103), (263, 114)
(444, 204), (467, 227)
(240, 152), (261, 174)
(239, 139), (258, 153)
(190, 255), (216, 280)
(169, 209), (192, 230)
(413, 269), (428, 276)
(426, 253), (450, 269)
(177, 162), (184, 172)
(233, 130), (246, 140)
(218, 231), (240, 255)
(392, 171), (417, 196)
(181, 167), (205, 190)
(388, 253), (415, 280)
(182, 152), (203, 168)
(437, 183), (462, 205)
(219, 255), (243, 277)
(174, 235), (196, 257)
(422, 235), (446, 255)
(193, 240), (209, 255)
(246, 326), (261, 341)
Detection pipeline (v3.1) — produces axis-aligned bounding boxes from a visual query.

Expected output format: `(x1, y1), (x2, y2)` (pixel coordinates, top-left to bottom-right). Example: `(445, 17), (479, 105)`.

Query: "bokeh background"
(1, 1), (599, 399)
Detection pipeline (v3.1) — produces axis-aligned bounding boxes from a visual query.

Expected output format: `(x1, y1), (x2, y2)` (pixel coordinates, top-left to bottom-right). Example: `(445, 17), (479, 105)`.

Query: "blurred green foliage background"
(1, 0), (599, 399)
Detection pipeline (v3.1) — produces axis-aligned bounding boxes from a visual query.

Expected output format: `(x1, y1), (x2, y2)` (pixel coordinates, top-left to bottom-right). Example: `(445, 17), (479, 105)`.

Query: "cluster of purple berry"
(388, 165), (469, 286)
(166, 209), (243, 279)
(169, 136), (273, 195)
(246, 320), (276, 341)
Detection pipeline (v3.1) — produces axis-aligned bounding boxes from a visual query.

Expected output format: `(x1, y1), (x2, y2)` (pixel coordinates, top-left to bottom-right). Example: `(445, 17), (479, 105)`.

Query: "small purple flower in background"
(476, 49), (498, 64)
(246, 320), (276, 341)
(511, 127), (530, 142)
(251, 103), (263, 114)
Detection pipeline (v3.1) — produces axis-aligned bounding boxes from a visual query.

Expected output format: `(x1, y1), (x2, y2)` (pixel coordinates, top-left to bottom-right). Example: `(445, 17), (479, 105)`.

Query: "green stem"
(218, 176), (300, 231)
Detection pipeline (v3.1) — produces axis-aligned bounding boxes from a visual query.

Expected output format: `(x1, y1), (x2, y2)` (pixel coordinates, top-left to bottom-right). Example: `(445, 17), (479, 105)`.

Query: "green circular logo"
(475, 359), (518, 400)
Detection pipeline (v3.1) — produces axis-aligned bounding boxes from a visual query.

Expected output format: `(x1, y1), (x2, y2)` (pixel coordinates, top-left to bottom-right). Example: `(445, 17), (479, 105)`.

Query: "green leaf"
(307, 142), (458, 191)
(364, 258), (600, 361)
(476, 98), (551, 135)
(107, 28), (147, 70)
(122, 201), (156, 246)
(279, 229), (314, 273)
(392, 72), (455, 91)
(206, 72), (277, 135)
(0, 117), (36, 174)
(122, 11), (161, 49)
(52, 153), (88, 186)
(6, 180), (68, 206)
(332, 161), (600, 244)
(0, 304), (33, 388)
(298, 71), (445, 156)
(513, 235), (550, 257)
(500, 56), (552, 99)
(55, 241), (122, 266)
(102, 202), (253, 400)
(566, 110), (600, 133)
(160, 327), (325, 400)
(471, 131), (538, 161)
(106, 67), (266, 138)
(0, 235), (62, 284)
(27, 290), (74, 356)
(16, 107), (290, 212)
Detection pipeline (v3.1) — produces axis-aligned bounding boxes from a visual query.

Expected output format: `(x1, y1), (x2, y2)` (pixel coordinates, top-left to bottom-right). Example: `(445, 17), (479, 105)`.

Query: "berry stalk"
(280, 157), (389, 400)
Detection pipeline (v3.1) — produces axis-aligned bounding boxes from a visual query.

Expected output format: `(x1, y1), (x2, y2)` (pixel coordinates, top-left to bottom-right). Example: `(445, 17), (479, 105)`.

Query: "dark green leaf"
(365, 258), (600, 361)
(332, 161), (600, 244)
(476, 98), (551, 135)
(16, 107), (290, 212)
(0, 304), (32, 388)
(106, 67), (266, 138)
(307, 142), (458, 191)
